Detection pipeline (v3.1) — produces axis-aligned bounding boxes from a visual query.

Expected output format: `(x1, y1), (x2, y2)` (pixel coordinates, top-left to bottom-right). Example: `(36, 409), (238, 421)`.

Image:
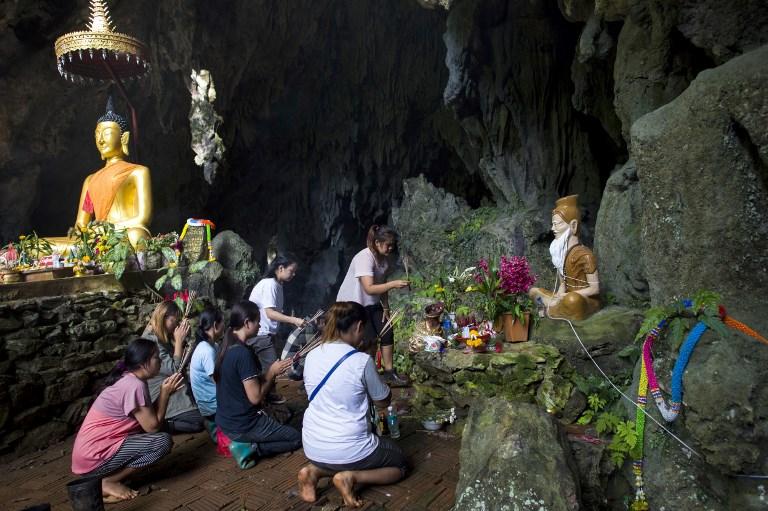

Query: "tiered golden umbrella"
(54, 0), (150, 154)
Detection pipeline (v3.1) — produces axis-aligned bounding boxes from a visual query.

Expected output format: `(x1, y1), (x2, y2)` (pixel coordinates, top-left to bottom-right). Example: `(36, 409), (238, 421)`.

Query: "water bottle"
(387, 406), (400, 439)
(441, 317), (452, 335)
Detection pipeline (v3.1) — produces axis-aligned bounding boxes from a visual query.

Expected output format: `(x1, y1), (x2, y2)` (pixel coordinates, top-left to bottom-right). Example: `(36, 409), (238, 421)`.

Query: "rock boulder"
(454, 400), (581, 511)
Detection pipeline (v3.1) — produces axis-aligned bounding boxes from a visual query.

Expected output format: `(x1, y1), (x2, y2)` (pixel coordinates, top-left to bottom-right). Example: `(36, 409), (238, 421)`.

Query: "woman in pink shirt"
(336, 225), (409, 384)
(71, 338), (183, 503)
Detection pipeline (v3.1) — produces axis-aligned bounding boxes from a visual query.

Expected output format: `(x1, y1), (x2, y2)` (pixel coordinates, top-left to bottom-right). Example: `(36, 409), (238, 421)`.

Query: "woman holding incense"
(248, 253), (305, 403)
(190, 306), (225, 422)
(298, 302), (407, 508)
(143, 301), (205, 434)
(336, 225), (409, 385)
(72, 338), (184, 503)
(214, 300), (302, 457)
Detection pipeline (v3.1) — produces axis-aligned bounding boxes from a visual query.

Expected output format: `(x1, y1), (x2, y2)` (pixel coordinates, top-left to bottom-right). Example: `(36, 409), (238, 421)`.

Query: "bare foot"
(332, 472), (363, 508)
(298, 465), (320, 503)
(102, 480), (138, 502)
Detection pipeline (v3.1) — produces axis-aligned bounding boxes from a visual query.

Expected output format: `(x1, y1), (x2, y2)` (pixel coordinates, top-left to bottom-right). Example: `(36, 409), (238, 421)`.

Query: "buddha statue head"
(95, 96), (131, 161)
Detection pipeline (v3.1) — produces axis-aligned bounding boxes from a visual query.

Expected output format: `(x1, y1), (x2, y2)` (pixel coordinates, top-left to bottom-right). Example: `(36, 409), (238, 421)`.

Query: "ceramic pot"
(422, 420), (443, 431)
(503, 312), (531, 342)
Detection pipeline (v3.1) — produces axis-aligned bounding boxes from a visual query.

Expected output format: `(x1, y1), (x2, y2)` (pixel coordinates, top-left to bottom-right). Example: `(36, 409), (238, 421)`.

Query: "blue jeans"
(228, 413), (301, 457)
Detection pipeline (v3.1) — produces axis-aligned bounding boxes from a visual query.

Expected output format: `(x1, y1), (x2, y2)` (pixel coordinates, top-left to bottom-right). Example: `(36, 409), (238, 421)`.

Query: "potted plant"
(136, 232), (178, 270)
(14, 232), (53, 267)
(497, 255), (537, 342)
(471, 255), (537, 342)
(96, 226), (137, 279)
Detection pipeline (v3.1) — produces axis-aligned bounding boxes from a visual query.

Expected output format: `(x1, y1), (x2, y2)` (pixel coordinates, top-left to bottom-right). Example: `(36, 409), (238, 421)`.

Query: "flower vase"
(503, 312), (531, 342)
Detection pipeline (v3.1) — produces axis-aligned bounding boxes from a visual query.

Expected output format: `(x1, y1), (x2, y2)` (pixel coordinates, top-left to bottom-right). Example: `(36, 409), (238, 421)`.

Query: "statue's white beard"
(549, 228), (571, 273)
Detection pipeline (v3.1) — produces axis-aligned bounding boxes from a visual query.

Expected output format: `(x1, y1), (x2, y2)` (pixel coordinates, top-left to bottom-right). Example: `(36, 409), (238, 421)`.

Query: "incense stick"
(176, 290), (198, 374)
(402, 253), (412, 291)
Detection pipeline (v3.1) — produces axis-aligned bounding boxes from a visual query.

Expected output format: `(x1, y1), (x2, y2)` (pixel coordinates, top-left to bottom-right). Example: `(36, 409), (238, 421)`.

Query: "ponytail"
(213, 301), (260, 383)
(96, 338), (157, 396)
(264, 253), (298, 279)
(197, 306), (223, 344)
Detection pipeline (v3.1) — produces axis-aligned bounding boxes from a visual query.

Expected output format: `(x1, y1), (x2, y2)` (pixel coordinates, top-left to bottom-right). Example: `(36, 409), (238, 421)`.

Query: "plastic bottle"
(387, 406), (400, 439)
(441, 317), (452, 335)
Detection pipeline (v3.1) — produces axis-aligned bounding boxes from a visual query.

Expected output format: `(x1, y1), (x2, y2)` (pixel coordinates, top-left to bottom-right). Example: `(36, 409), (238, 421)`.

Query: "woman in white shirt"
(248, 254), (305, 403)
(336, 226), (409, 385)
(298, 302), (407, 508)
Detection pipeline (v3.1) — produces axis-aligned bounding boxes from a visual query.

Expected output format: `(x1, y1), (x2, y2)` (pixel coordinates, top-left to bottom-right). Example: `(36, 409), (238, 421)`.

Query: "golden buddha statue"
(529, 195), (601, 321)
(49, 97), (152, 251)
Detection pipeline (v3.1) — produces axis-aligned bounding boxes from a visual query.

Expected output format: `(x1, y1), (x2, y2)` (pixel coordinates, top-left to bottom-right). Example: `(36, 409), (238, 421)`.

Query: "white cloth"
(549, 228), (571, 274)
(336, 248), (388, 307)
(302, 342), (390, 464)
(249, 278), (284, 335)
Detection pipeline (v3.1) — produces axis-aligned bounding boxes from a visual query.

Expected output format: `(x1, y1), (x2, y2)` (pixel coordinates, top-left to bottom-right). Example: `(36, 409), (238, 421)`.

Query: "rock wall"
(634, 46), (768, 333)
(0, 291), (153, 457)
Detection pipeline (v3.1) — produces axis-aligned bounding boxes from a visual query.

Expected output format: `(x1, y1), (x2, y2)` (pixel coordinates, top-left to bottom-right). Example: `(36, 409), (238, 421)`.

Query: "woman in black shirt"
(214, 301), (301, 458)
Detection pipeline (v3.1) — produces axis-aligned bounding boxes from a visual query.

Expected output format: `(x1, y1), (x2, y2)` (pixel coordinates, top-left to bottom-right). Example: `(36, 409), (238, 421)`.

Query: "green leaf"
(588, 394), (606, 411)
(668, 317), (686, 352)
(701, 314), (728, 338)
(609, 448), (626, 467)
(113, 261), (126, 280)
(617, 345), (640, 359)
(171, 274), (183, 290)
(174, 297), (185, 313)
(161, 246), (177, 264)
(154, 274), (168, 290)
(635, 306), (670, 341)
(595, 412), (621, 436)
(692, 290), (721, 315)
(616, 421), (638, 448)
(189, 260), (209, 273)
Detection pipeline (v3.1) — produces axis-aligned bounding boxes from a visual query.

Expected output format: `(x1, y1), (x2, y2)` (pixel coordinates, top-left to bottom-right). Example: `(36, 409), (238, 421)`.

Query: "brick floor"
(1, 381), (460, 511)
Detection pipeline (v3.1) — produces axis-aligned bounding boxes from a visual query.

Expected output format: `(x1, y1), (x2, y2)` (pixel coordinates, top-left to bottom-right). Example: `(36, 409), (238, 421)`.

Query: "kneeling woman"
(190, 306), (225, 422)
(298, 302), (407, 508)
(143, 301), (205, 433)
(72, 338), (184, 502)
(214, 301), (302, 457)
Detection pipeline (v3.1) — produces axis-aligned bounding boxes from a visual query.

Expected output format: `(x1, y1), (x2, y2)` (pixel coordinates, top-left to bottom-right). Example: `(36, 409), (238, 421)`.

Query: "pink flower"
(498, 256), (537, 295)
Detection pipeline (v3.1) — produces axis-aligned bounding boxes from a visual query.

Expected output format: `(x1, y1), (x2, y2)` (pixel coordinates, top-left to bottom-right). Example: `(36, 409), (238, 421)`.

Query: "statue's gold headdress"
(553, 195), (581, 225)
(54, 0), (150, 83)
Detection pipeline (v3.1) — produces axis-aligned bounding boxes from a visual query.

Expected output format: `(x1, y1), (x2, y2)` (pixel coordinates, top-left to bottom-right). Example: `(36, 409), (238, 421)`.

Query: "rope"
(723, 315), (768, 347)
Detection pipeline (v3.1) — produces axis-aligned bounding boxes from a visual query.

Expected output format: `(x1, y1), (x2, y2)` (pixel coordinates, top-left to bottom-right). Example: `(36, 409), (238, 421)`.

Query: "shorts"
(364, 304), (394, 348)
(309, 436), (407, 478)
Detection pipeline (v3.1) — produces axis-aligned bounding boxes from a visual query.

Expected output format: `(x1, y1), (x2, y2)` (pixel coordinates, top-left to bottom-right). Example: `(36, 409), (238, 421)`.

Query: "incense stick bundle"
(402, 254), (412, 291)
(295, 332), (323, 359)
(378, 308), (403, 339)
(176, 291), (198, 374)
